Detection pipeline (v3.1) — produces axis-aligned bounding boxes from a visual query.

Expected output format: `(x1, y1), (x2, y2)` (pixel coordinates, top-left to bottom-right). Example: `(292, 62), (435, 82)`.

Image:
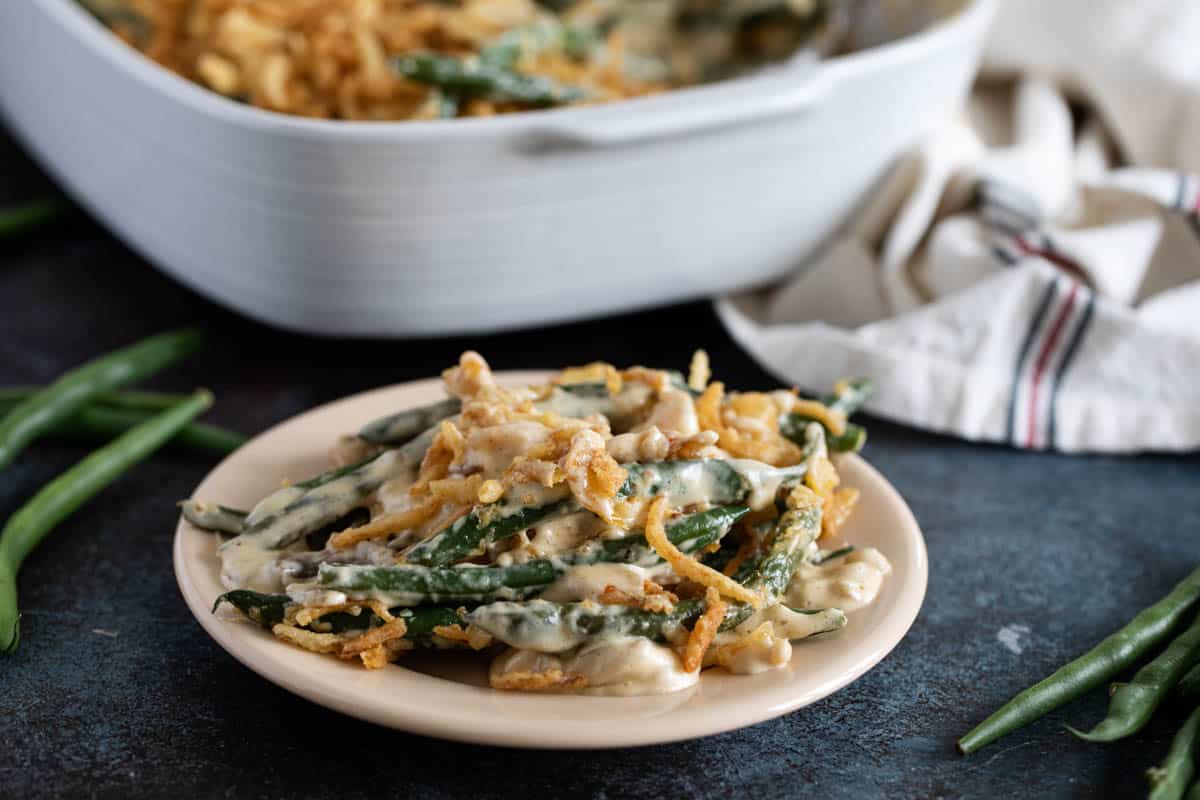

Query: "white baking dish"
(0, 0), (993, 336)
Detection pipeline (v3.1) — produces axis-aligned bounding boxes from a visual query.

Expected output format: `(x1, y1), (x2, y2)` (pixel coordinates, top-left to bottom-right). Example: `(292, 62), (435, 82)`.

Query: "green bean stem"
(0, 391), (212, 652)
(1148, 706), (1200, 800)
(0, 328), (204, 469)
(1072, 610), (1200, 742)
(957, 566), (1200, 755)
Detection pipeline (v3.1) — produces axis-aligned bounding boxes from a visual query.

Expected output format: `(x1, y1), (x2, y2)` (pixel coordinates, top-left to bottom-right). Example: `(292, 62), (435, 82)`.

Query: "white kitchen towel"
(716, 1), (1200, 453)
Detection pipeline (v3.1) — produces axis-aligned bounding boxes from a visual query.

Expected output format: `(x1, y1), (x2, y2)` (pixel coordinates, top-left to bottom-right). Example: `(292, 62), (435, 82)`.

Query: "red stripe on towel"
(1025, 283), (1079, 449)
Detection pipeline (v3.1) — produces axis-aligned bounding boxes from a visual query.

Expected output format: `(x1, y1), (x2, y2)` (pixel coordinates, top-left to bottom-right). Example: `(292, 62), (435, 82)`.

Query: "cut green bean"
(320, 506), (747, 605)
(239, 426), (435, 549)
(357, 397), (461, 446)
(0, 328), (204, 470)
(469, 489), (822, 649)
(214, 589), (464, 645)
(958, 566), (1200, 755)
(1148, 706), (1200, 800)
(180, 500), (247, 534)
(402, 497), (577, 567)
(1, 391), (212, 652)
(781, 378), (872, 454)
(0, 398), (244, 454)
(393, 53), (585, 106)
(0, 197), (67, 239)
(1072, 610), (1200, 742)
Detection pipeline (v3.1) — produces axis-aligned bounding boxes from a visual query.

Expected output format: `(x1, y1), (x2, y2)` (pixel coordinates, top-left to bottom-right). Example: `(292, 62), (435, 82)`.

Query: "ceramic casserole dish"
(0, 0), (994, 336)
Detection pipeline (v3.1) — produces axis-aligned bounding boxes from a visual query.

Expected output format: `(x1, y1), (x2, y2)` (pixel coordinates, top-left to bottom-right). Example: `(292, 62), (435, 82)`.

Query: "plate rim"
(173, 372), (928, 749)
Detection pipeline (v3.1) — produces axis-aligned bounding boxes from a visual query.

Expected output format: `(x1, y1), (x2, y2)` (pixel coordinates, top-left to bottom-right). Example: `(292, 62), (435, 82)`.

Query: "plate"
(173, 372), (928, 748)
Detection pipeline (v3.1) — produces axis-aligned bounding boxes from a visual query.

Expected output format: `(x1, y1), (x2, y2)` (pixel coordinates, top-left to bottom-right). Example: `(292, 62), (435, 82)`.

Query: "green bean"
(0, 387), (190, 411)
(402, 496), (577, 567)
(239, 426), (435, 549)
(780, 378), (872, 454)
(1072, 611), (1200, 742)
(0, 328), (204, 469)
(179, 500), (247, 534)
(0, 197), (66, 239)
(469, 496), (822, 649)
(1, 391), (212, 652)
(214, 590), (464, 645)
(1180, 663), (1200, 699)
(958, 566), (1200, 755)
(393, 53), (585, 106)
(480, 20), (596, 68)
(1148, 706), (1200, 800)
(320, 506), (747, 605)
(814, 545), (854, 564)
(619, 458), (805, 507)
(1189, 780), (1200, 800)
(357, 397), (460, 446)
(0, 398), (244, 454)
(406, 456), (794, 568)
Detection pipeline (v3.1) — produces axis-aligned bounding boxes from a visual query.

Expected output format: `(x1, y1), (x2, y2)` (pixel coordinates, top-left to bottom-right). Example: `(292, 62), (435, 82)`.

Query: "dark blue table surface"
(2, 130), (1198, 800)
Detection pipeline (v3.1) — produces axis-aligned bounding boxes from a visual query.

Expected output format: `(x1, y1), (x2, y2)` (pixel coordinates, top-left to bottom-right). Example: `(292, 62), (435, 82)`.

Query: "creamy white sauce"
(787, 547), (892, 612)
(495, 512), (610, 564)
(462, 422), (552, 476)
(539, 563), (651, 603)
(489, 638), (698, 696)
(606, 427), (669, 463)
(715, 626), (792, 675)
(635, 388), (699, 437)
(217, 535), (293, 592)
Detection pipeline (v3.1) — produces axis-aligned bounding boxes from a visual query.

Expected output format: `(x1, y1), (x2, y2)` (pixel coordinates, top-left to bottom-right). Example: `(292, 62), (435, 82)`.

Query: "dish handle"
(520, 61), (834, 150)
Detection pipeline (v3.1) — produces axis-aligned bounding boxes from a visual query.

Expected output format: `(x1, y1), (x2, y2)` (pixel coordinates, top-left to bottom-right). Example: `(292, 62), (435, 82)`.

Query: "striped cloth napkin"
(717, 0), (1200, 453)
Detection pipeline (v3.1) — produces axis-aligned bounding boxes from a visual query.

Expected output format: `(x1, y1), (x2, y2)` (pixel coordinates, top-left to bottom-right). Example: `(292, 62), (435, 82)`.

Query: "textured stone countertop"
(2, 132), (1198, 800)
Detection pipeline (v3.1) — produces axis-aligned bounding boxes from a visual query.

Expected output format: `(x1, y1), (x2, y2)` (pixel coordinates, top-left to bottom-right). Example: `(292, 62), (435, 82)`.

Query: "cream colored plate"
(174, 372), (928, 748)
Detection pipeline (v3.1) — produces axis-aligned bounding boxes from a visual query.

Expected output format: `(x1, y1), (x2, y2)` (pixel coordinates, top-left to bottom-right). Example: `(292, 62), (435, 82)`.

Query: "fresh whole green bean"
(957, 566), (1200, 755)
(0, 386), (192, 411)
(1147, 706), (1200, 800)
(180, 500), (248, 534)
(320, 506), (748, 605)
(0, 398), (245, 454)
(0, 328), (204, 470)
(0, 197), (66, 240)
(393, 53), (586, 106)
(1, 391), (212, 652)
(1072, 610), (1200, 742)
(1179, 663), (1200, 699)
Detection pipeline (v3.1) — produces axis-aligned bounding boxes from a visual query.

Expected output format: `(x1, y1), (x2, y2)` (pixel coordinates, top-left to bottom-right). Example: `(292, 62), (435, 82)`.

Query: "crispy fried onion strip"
(696, 382), (802, 466)
(561, 429), (627, 522)
(327, 496), (441, 549)
(822, 487), (860, 540)
(555, 362), (623, 396)
(687, 349), (711, 392)
(289, 600), (394, 627)
(643, 496), (761, 607)
(790, 398), (847, 436)
(682, 587), (727, 672)
(491, 669), (588, 692)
